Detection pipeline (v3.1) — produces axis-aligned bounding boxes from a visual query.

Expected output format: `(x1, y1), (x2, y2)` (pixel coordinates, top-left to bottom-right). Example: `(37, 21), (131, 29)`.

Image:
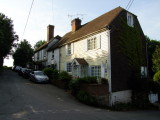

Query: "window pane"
(67, 62), (72, 72)
(87, 37), (97, 50)
(91, 65), (101, 77)
(68, 44), (71, 55)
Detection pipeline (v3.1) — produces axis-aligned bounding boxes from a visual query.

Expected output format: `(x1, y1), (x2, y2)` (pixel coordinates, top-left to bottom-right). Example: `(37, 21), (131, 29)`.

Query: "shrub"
(59, 71), (72, 81)
(77, 90), (97, 106)
(69, 79), (81, 95)
(59, 71), (72, 89)
(77, 76), (98, 84)
(43, 67), (54, 79)
(52, 69), (59, 80)
(101, 78), (108, 85)
(69, 76), (98, 95)
(153, 71), (160, 84)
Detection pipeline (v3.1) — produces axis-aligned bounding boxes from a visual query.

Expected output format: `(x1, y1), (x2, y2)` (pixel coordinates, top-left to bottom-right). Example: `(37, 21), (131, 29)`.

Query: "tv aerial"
(68, 13), (87, 20)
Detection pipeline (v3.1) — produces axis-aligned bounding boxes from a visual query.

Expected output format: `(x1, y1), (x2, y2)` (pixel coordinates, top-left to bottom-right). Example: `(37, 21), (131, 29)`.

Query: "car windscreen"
(34, 72), (45, 76)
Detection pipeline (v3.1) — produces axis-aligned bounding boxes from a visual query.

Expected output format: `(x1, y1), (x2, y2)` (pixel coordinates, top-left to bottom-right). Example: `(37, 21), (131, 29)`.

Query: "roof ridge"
(48, 6), (125, 51)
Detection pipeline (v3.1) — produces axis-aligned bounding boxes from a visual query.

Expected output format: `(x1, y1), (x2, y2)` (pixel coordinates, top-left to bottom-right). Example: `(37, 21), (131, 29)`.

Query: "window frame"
(52, 50), (54, 59)
(67, 43), (71, 55)
(87, 37), (97, 50)
(91, 65), (101, 77)
(66, 62), (72, 72)
(127, 12), (134, 27)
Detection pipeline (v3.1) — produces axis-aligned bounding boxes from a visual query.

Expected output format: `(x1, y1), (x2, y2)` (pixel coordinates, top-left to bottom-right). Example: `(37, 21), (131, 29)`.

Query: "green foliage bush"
(131, 77), (160, 107)
(69, 76), (98, 95)
(59, 71), (72, 89)
(52, 69), (59, 80)
(77, 90), (97, 106)
(153, 71), (160, 84)
(59, 71), (72, 81)
(3, 66), (12, 70)
(43, 67), (54, 79)
(101, 78), (108, 85)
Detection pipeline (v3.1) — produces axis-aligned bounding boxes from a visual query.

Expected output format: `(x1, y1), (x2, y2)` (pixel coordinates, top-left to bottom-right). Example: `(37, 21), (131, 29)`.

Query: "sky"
(0, 0), (160, 67)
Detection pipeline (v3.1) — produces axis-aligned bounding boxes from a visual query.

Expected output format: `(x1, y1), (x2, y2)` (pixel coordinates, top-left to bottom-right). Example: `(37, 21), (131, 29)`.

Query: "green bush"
(153, 71), (160, 84)
(69, 79), (81, 95)
(52, 69), (59, 80)
(77, 90), (97, 106)
(59, 71), (72, 89)
(59, 71), (72, 81)
(3, 66), (12, 70)
(101, 78), (108, 85)
(43, 67), (54, 79)
(69, 76), (98, 95)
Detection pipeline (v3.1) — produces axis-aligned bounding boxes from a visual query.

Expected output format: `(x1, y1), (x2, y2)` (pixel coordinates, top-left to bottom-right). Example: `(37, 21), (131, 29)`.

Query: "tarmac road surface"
(0, 70), (160, 120)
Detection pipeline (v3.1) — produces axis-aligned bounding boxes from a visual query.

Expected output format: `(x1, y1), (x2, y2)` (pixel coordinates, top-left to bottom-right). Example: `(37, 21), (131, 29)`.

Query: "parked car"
(21, 68), (27, 76)
(12, 65), (16, 71)
(23, 69), (33, 79)
(15, 66), (22, 72)
(29, 71), (49, 83)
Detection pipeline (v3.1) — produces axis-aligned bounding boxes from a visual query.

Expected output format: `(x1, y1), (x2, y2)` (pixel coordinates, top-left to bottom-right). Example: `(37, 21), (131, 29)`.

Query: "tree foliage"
(152, 45), (160, 72)
(0, 13), (18, 68)
(146, 36), (160, 77)
(34, 40), (46, 50)
(153, 71), (160, 84)
(13, 39), (33, 67)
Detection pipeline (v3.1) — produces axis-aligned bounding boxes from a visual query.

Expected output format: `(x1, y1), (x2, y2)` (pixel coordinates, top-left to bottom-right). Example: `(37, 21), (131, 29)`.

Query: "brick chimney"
(71, 18), (81, 32)
(47, 25), (54, 42)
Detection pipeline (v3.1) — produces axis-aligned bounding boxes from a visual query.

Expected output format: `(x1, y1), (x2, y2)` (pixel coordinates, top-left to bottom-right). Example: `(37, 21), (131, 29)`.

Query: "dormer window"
(127, 12), (134, 27)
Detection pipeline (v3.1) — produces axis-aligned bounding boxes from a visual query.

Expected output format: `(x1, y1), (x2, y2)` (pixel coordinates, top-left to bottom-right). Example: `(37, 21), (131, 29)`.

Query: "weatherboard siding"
(60, 31), (109, 78)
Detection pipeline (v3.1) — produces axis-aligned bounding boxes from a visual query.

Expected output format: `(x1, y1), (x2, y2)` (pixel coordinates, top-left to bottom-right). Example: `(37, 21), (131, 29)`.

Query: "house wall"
(60, 31), (109, 78)
(110, 90), (132, 105)
(109, 10), (147, 93)
(47, 48), (60, 70)
(47, 51), (52, 65)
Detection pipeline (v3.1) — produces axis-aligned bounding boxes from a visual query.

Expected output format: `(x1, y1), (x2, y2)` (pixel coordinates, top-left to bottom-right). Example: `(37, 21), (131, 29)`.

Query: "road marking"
(12, 110), (28, 118)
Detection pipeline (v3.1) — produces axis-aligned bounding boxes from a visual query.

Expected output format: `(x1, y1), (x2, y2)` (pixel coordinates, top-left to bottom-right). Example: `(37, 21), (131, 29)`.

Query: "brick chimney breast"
(71, 18), (81, 32)
(47, 25), (54, 42)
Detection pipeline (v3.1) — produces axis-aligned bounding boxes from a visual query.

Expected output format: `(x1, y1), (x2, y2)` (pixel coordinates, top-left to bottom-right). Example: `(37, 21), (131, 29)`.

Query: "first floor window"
(141, 66), (147, 78)
(87, 37), (97, 50)
(91, 65), (101, 77)
(67, 62), (72, 72)
(52, 50), (54, 58)
(67, 44), (71, 55)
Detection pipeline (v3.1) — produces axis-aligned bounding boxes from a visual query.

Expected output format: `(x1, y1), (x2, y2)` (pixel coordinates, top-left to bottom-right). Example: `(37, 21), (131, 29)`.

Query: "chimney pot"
(71, 18), (81, 32)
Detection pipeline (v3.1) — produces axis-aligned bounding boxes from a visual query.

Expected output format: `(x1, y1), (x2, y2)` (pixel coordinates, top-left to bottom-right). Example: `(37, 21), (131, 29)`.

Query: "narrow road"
(0, 70), (160, 120)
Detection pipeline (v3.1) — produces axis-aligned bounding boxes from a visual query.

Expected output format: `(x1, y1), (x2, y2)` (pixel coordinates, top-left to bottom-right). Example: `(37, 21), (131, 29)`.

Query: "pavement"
(0, 70), (160, 120)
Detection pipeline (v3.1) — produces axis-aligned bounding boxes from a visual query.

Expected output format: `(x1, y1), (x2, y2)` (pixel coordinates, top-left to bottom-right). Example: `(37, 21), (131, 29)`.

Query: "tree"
(13, 39), (33, 67)
(34, 40), (46, 50)
(0, 13), (18, 69)
(152, 45), (160, 72)
(146, 36), (160, 77)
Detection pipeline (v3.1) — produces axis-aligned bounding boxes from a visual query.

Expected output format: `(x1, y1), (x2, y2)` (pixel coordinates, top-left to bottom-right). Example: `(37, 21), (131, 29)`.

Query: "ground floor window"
(67, 62), (72, 72)
(91, 65), (101, 77)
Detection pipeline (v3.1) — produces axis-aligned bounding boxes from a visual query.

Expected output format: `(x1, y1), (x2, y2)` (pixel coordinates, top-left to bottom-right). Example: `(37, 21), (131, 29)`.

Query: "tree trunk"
(0, 57), (4, 69)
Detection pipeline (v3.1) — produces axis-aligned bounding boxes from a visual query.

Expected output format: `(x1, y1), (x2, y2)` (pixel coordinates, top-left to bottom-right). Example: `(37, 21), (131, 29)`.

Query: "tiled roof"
(35, 35), (61, 52)
(48, 6), (124, 51)
(75, 58), (88, 65)
(34, 42), (48, 53)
